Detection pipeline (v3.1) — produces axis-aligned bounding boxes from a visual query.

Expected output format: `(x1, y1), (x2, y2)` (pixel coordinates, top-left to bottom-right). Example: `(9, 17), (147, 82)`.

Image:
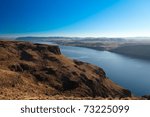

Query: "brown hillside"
(0, 41), (132, 99)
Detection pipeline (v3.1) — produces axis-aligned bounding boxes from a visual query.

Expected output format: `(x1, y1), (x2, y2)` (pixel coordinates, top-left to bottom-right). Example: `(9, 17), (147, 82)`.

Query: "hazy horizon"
(1, 35), (150, 40)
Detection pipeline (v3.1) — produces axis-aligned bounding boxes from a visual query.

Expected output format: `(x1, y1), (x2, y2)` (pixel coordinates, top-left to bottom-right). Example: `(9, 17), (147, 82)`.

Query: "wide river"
(60, 46), (150, 96)
(37, 41), (150, 96)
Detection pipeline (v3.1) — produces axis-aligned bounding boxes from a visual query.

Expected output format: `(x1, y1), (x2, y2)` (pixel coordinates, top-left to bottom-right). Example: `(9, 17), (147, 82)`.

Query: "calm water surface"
(60, 46), (150, 96)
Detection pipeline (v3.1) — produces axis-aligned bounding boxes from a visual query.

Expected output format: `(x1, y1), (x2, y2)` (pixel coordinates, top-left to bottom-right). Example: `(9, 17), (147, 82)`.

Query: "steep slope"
(0, 40), (131, 99)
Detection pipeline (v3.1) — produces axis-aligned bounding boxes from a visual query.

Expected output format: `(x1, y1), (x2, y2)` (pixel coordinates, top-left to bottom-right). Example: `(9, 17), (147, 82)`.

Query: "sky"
(0, 0), (150, 37)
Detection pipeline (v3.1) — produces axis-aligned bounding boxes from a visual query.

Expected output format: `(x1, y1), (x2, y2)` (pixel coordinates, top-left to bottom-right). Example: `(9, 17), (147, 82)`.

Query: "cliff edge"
(0, 41), (132, 99)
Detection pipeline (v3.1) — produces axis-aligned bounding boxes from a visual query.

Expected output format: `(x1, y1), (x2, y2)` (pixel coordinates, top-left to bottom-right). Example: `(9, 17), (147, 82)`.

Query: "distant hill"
(16, 36), (128, 51)
(110, 44), (150, 60)
(16, 36), (127, 42)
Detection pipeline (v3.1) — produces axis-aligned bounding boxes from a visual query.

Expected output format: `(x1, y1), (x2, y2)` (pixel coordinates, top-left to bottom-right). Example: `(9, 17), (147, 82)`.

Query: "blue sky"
(0, 0), (150, 37)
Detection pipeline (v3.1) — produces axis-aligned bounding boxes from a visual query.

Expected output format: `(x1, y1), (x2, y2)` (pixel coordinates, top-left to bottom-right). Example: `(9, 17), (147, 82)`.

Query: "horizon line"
(0, 35), (150, 39)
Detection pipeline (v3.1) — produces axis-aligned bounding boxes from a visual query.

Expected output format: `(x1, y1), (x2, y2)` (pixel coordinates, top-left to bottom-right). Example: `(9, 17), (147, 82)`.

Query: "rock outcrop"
(0, 41), (132, 99)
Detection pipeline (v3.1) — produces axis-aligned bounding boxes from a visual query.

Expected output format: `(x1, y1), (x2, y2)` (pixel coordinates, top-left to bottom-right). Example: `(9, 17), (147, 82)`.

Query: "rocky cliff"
(0, 41), (132, 99)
